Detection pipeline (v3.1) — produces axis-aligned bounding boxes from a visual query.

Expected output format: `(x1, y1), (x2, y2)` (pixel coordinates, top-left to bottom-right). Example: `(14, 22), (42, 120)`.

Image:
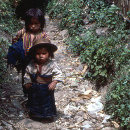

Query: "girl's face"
(35, 47), (49, 64)
(29, 17), (41, 33)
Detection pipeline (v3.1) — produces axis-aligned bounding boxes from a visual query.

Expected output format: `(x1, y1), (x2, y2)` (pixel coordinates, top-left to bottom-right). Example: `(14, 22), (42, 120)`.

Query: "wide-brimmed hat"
(28, 38), (58, 55)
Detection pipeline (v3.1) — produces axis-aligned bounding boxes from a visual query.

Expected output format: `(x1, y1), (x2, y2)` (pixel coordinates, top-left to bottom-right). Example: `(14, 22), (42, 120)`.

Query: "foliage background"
(0, 0), (22, 87)
(47, 0), (130, 128)
(0, 0), (129, 129)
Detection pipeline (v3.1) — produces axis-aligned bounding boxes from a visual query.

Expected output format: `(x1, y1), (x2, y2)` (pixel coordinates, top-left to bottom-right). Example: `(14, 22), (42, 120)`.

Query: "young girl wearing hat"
(23, 38), (63, 122)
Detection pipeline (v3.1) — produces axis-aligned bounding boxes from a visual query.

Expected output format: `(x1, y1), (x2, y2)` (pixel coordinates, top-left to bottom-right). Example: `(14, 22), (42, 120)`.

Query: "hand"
(24, 83), (32, 89)
(48, 80), (58, 90)
(12, 37), (19, 44)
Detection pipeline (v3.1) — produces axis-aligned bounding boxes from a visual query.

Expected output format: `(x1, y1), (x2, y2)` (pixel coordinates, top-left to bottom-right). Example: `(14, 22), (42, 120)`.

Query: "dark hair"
(15, 0), (50, 20)
(24, 8), (45, 32)
(33, 46), (54, 59)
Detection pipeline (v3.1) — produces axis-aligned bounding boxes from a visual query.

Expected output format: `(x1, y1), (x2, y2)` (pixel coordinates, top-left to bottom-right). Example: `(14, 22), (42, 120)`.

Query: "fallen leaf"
(78, 90), (93, 99)
(70, 97), (81, 102)
(111, 121), (120, 128)
(78, 93), (92, 99)
(81, 65), (88, 75)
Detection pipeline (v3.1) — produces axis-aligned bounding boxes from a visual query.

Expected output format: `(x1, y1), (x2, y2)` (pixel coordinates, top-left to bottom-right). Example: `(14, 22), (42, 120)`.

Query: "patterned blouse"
(24, 59), (63, 85)
(15, 28), (49, 53)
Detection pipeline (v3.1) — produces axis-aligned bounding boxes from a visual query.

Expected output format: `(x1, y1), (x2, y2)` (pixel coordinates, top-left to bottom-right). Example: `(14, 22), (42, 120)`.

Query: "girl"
(9, 8), (49, 95)
(23, 38), (63, 122)
(12, 8), (49, 54)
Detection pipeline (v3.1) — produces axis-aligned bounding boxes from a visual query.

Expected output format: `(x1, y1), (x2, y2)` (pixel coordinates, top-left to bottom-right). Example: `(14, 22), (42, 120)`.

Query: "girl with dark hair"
(15, 0), (50, 20)
(12, 8), (49, 54)
(8, 8), (50, 95)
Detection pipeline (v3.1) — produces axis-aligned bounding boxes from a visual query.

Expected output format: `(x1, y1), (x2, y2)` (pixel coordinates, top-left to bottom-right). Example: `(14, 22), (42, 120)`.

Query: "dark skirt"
(27, 83), (57, 118)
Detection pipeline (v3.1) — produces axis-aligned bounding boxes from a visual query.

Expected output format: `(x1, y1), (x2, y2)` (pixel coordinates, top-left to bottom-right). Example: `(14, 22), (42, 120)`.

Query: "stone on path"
(15, 119), (56, 130)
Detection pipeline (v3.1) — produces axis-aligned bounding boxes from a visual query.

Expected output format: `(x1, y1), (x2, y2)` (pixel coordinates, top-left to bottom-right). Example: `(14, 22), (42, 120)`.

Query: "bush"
(0, 38), (9, 84)
(47, 0), (130, 128)
(47, 0), (84, 36)
(48, 0), (129, 86)
(104, 65), (130, 129)
(0, 0), (22, 34)
(81, 27), (129, 85)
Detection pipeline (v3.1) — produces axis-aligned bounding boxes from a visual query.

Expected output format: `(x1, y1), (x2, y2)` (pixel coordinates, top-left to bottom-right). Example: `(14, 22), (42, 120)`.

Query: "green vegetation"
(0, 0), (129, 128)
(0, 38), (9, 96)
(0, 0), (21, 85)
(48, 0), (84, 36)
(47, 0), (130, 128)
(0, 0), (22, 34)
(47, 0), (129, 86)
(105, 65), (130, 129)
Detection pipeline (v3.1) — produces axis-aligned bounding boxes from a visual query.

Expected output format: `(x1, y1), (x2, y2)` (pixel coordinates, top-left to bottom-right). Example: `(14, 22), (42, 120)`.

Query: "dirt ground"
(0, 16), (116, 130)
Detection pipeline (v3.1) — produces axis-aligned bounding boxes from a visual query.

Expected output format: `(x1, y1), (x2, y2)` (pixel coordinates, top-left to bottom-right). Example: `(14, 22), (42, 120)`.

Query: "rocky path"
(0, 16), (116, 130)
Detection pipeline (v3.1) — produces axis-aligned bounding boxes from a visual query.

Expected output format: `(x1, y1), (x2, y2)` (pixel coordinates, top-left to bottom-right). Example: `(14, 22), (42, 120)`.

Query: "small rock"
(8, 107), (17, 113)
(102, 115), (111, 124)
(102, 127), (116, 130)
(96, 27), (108, 36)
(78, 99), (85, 105)
(82, 121), (92, 126)
(87, 102), (103, 114)
(65, 73), (72, 77)
(11, 99), (22, 110)
(87, 112), (98, 119)
(91, 119), (96, 123)
(0, 126), (4, 130)
(82, 121), (92, 129)
(1, 120), (13, 130)
(19, 111), (24, 117)
(76, 64), (84, 72)
(60, 29), (68, 39)
(111, 121), (120, 129)
(77, 111), (84, 116)
(70, 82), (78, 87)
(83, 17), (89, 25)
(74, 116), (83, 123)
(87, 96), (104, 114)
(54, 35), (63, 40)
(9, 114), (15, 118)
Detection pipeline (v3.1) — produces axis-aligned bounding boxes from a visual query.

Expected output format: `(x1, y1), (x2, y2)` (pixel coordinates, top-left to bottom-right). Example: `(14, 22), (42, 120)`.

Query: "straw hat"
(28, 38), (58, 55)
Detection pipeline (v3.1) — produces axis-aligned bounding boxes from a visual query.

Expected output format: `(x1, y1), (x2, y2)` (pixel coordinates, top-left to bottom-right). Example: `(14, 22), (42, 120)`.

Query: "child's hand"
(48, 80), (58, 90)
(24, 83), (32, 89)
(12, 37), (19, 44)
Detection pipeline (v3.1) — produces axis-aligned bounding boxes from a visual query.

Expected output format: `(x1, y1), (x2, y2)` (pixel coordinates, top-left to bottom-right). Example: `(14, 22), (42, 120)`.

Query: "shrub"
(47, 0), (130, 128)
(47, 0), (84, 36)
(0, 38), (9, 84)
(66, 25), (129, 87)
(66, 36), (85, 55)
(89, 4), (123, 29)
(47, 0), (64, 19)
(48, 0), (129, 87)
(104, 65), (130, 129)
(0, 0), (22, 34)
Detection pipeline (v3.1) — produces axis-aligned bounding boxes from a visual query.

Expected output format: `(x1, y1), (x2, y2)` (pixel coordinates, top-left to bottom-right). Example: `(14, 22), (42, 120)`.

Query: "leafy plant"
(47, 0), (130, 128)
(104, 65), (130, 129)
(0, 0), (22, 34)
(47, 0), (85, 36)
(47, 0), (64, 19)
(0, 38), (9, 84)
(66, 36), (85, 55)
(47, 0), (129, 87)
(92, 4), (122, 29)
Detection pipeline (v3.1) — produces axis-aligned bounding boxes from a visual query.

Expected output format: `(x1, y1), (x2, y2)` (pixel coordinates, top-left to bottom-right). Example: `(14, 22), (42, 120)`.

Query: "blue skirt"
(27, 83), (57, 118)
